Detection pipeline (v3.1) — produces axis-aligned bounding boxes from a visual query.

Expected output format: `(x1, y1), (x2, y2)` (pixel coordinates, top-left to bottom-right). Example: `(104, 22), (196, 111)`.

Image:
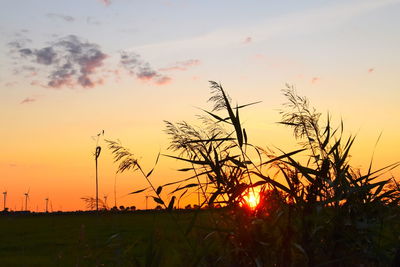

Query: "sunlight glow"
(242, 190), (260, 209)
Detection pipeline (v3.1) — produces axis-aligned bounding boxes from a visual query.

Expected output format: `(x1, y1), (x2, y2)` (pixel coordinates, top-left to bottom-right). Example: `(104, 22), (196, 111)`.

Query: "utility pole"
(94, 130), (104, 213)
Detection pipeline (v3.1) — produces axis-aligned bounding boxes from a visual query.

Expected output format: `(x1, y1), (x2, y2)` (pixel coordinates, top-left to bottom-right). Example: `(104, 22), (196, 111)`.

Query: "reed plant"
(106, 81), (399, 266)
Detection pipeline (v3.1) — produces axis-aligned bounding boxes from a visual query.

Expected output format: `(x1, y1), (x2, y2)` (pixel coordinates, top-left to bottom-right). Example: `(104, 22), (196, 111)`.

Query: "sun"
(242, 190), (260, 209)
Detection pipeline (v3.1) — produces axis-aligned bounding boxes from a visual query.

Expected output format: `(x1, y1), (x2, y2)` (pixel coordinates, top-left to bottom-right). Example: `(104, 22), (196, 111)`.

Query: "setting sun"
(242, 190), (261, 209)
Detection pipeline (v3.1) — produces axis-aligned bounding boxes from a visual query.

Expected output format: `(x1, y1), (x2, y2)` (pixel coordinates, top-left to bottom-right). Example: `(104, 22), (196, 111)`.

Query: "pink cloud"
(99, 0), (112, 6)
(155, 76), (172, 85)
(159, 59), (201, 72)
(243, 37), (252, 44)
(47, 74), (74, 89)
(136, 71), (171, 85)
(120, 51), (171, 85)
(368, 68), (374, 73)
(159, 66), (186, 72)
(311, 77), (320, 84)
(20, 97), (36, 104)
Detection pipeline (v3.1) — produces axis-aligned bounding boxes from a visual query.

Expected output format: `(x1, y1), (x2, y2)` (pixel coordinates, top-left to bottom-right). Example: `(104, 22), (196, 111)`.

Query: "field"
(0, 210), (211, 266)
(1, 206), (400, 266)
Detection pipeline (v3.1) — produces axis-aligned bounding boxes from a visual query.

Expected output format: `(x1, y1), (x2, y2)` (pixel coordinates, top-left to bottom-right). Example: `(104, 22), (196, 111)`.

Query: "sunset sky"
(1, 0), (399, 211)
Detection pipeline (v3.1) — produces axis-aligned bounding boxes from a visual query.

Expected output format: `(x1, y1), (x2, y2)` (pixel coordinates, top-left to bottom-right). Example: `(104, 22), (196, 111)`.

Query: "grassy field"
(1, 207), (399, 266)
(0, 210), (213, 266)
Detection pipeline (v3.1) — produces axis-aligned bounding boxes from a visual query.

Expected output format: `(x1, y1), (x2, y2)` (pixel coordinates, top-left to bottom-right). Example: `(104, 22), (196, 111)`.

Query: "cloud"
(4, 81), (18, 87)
(159, 59), (201, 72)
(99, 0), (112, 6)
(120, 51), (171, 85)
(36, 47), (57, 65)
(8, 38), (32, 51)
(155, 76), (172, 85)
(368, 68), (374, 73)
(10, 35), (107, 88)
(20, 97), (37, 104)
(46, 13), (74, 22)
(311, 77), (320, 84)
(243, 37), (252, 44)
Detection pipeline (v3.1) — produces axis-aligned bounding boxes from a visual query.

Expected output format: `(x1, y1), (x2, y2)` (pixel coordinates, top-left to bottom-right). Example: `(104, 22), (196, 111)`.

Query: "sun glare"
(242, 190), (260, 209)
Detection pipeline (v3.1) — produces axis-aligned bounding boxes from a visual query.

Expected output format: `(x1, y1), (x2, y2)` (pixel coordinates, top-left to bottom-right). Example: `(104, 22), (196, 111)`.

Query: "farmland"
(1, 206), (400, 266)
(0, 210), (208, 266)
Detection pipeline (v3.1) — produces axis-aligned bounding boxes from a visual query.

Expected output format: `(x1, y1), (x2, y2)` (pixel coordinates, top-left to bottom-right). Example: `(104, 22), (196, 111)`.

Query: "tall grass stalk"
(106, 81), (399, 266)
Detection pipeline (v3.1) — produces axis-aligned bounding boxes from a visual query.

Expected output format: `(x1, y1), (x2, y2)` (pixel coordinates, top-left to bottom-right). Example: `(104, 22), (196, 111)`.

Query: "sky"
(1, 0), (399, 211)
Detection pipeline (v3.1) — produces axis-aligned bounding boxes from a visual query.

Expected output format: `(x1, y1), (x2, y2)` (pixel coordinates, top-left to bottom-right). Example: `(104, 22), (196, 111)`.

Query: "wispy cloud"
(311, 77), (320, 84)
(243, 37), (252, 44)
(9, 35), (107, 89)
(20, 97), (37, 104)
(46, 13), (74, 22)
(159, 59), (200, 72)
(368, 68), (374, 73)
(120, 51), (171, 85)
(8, 38), (32, 51)
(99, 0), (112, 6)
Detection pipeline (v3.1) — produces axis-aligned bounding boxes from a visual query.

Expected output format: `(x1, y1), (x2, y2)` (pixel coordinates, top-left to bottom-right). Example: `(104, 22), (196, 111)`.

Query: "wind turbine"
(103, 194), (108, 210)
(24, 188), (30, 211)
(2, 190), (7, 211)
(45, 197), (49, 213)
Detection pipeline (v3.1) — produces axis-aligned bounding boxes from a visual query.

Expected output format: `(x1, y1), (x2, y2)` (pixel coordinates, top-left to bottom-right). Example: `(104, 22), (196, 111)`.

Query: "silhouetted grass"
(106, 81), (399, 266)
